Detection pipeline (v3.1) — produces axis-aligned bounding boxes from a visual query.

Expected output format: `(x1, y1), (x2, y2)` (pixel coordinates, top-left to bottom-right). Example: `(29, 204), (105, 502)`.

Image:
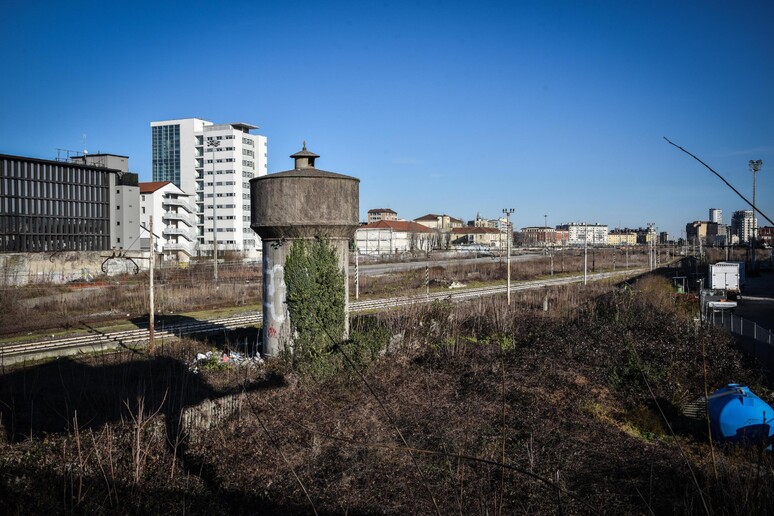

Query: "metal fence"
(708, 310), (774, 370)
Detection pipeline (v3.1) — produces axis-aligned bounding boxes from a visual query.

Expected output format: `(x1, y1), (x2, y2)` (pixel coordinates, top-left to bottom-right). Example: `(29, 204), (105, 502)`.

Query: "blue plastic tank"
(707, 384), (774, 446)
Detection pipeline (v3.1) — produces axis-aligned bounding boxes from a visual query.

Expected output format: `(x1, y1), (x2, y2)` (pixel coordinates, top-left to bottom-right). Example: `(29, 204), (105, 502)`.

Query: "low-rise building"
(355, 220), (435, 255)
(414, 213), (464, 230)
(607, 229), (637, 246)
(686, 221), (722, 246)
(520, 226), (557, 246)
(451, 227), (504, 248)
(759, 226), (773, 246)
(468, 212), (506, 229)
(367, 208), (398, 223)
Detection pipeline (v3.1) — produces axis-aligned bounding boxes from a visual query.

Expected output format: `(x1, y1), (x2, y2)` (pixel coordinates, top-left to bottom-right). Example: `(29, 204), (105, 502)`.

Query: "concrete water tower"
(250, 143), (360, 357)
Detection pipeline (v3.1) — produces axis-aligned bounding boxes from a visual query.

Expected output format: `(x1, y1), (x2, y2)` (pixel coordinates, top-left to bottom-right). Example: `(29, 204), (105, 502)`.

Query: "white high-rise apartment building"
(151, 118), (268, 257)
(731, 210), (756, 244)
(709, 208), (722, 224)
(559, 223), (609, 246)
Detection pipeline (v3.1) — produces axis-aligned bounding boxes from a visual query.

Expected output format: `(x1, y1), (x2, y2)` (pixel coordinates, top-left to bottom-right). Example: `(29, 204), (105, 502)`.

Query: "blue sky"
(2, 0), (772, 237)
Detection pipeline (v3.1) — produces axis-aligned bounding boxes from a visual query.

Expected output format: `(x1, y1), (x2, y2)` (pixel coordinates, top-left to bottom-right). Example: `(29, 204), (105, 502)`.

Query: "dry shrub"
(2, 270), (771, 514)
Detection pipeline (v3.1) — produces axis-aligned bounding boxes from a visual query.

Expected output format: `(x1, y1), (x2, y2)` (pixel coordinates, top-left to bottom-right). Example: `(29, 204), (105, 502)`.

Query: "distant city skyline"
(1, 1), (772, 239)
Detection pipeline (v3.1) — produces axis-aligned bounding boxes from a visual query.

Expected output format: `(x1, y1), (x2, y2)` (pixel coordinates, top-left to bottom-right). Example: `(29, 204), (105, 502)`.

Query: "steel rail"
(2, 269), (643, 364)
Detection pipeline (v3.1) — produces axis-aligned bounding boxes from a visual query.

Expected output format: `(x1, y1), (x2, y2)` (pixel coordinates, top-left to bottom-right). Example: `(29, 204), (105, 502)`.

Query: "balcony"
(163, 227), (195, 241)
(162, 212), (194, 227)
(163, 242), (194, 256)
(162, 197), (195, 213)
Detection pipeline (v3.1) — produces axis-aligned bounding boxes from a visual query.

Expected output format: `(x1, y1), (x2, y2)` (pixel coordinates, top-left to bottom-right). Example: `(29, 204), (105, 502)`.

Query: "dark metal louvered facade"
(0, 154), (112, 252)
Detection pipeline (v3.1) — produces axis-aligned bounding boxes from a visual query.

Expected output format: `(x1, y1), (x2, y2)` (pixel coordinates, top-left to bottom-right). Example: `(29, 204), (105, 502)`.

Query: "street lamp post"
(207, 138), (220, 285)
(503, 208), (514, 304)
(148, 218), (155, 353)
(749, 159), (763, 272)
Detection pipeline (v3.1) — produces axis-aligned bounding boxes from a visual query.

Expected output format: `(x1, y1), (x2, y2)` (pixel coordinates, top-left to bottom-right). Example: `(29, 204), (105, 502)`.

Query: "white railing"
(163, 227), (195, 240)
(162, 197), (195, 212)
(163, 243), (194, 255)
(162, 212), (194, 227)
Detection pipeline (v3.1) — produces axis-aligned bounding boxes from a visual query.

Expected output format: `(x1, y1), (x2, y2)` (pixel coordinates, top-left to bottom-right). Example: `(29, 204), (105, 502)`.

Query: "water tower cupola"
(290, 141), (319, 170)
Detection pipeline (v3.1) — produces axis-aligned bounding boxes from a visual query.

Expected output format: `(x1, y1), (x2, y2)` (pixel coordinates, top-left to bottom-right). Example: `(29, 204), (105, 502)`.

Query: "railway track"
(1, 269), (643, 365)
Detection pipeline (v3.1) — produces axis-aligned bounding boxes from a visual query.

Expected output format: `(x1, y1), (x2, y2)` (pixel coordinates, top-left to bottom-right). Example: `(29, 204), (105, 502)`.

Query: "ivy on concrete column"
(284, 236), (345, 363)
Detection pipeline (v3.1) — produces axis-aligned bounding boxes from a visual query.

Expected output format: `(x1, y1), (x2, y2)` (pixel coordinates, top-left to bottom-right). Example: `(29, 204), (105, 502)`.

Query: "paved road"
(736, 270), (774, 332)
(355, 253), (543, 276)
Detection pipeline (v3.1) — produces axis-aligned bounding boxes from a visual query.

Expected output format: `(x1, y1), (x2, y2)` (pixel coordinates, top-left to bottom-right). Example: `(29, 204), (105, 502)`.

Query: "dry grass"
(2, 266), (772, 514)
(1, 248), (656, 338)
(0, 261), (262, 337)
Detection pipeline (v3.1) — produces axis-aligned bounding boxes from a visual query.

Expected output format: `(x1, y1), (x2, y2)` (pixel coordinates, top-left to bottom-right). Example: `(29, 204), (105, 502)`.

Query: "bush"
(284, 236), (347, 377)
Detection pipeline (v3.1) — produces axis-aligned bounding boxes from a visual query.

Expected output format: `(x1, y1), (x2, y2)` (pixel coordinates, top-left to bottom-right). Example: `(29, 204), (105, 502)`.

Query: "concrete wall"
(1, 251), (147, 286)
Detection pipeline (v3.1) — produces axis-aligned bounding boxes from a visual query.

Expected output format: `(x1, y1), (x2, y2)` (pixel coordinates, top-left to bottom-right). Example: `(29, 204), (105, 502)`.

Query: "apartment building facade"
(607, 229), (637, 246)
(731, 210), (756, 244)
(139, 182), (196, 261)
(559, 223), (609, 246)
(151, 118), (268, 258)
(367, 208), (398, 223)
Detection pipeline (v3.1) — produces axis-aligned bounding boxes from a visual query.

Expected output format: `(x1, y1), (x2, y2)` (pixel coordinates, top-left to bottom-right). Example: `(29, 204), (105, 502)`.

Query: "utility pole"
(583, 222), (588, 285)
(208, 138), (221, 286)
(503, 208), (514, 304)
(425, 260), (430, 297)
(148, 218), (155, 353)
(648, 222), (655, 271)
(355, 248), (359, 300)
(544, 214), (553, 275)
(749, 159), (763, 272)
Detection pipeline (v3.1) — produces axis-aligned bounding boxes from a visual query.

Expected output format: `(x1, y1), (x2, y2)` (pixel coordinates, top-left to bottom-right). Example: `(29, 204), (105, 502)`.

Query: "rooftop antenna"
(82, 133), (88, 154)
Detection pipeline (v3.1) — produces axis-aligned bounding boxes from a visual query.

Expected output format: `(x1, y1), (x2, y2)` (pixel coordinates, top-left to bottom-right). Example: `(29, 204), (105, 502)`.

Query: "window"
(142, 207), (146, 214)
(117, 221), (121, 226)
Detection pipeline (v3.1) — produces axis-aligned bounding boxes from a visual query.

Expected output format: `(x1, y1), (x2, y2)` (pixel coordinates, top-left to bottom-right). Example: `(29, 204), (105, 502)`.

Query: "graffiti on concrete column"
(262, 263), (286, 324)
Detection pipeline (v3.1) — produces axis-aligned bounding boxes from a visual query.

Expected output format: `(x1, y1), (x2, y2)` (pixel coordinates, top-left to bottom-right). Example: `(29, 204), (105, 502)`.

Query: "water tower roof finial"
(290, 141), (320, 169)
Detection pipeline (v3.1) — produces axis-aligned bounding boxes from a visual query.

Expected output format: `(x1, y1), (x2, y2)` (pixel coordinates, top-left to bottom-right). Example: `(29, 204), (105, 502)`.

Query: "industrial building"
(0, 153), (140, 253)
(151, 118), (268, 258)
(356, 220), (435, 254)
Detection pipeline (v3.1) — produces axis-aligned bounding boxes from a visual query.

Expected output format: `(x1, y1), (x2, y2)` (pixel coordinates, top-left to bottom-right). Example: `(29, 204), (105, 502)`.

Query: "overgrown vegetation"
(284, 236), (346, 375)
(2, 271), (772, 514)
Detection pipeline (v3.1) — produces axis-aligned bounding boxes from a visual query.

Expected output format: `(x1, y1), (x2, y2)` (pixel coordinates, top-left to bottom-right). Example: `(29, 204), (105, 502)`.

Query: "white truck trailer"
(708, 261), (745, 298)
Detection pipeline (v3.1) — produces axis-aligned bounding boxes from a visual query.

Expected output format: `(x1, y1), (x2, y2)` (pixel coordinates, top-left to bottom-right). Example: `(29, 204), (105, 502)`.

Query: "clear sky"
(2, 0), (772, 238)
